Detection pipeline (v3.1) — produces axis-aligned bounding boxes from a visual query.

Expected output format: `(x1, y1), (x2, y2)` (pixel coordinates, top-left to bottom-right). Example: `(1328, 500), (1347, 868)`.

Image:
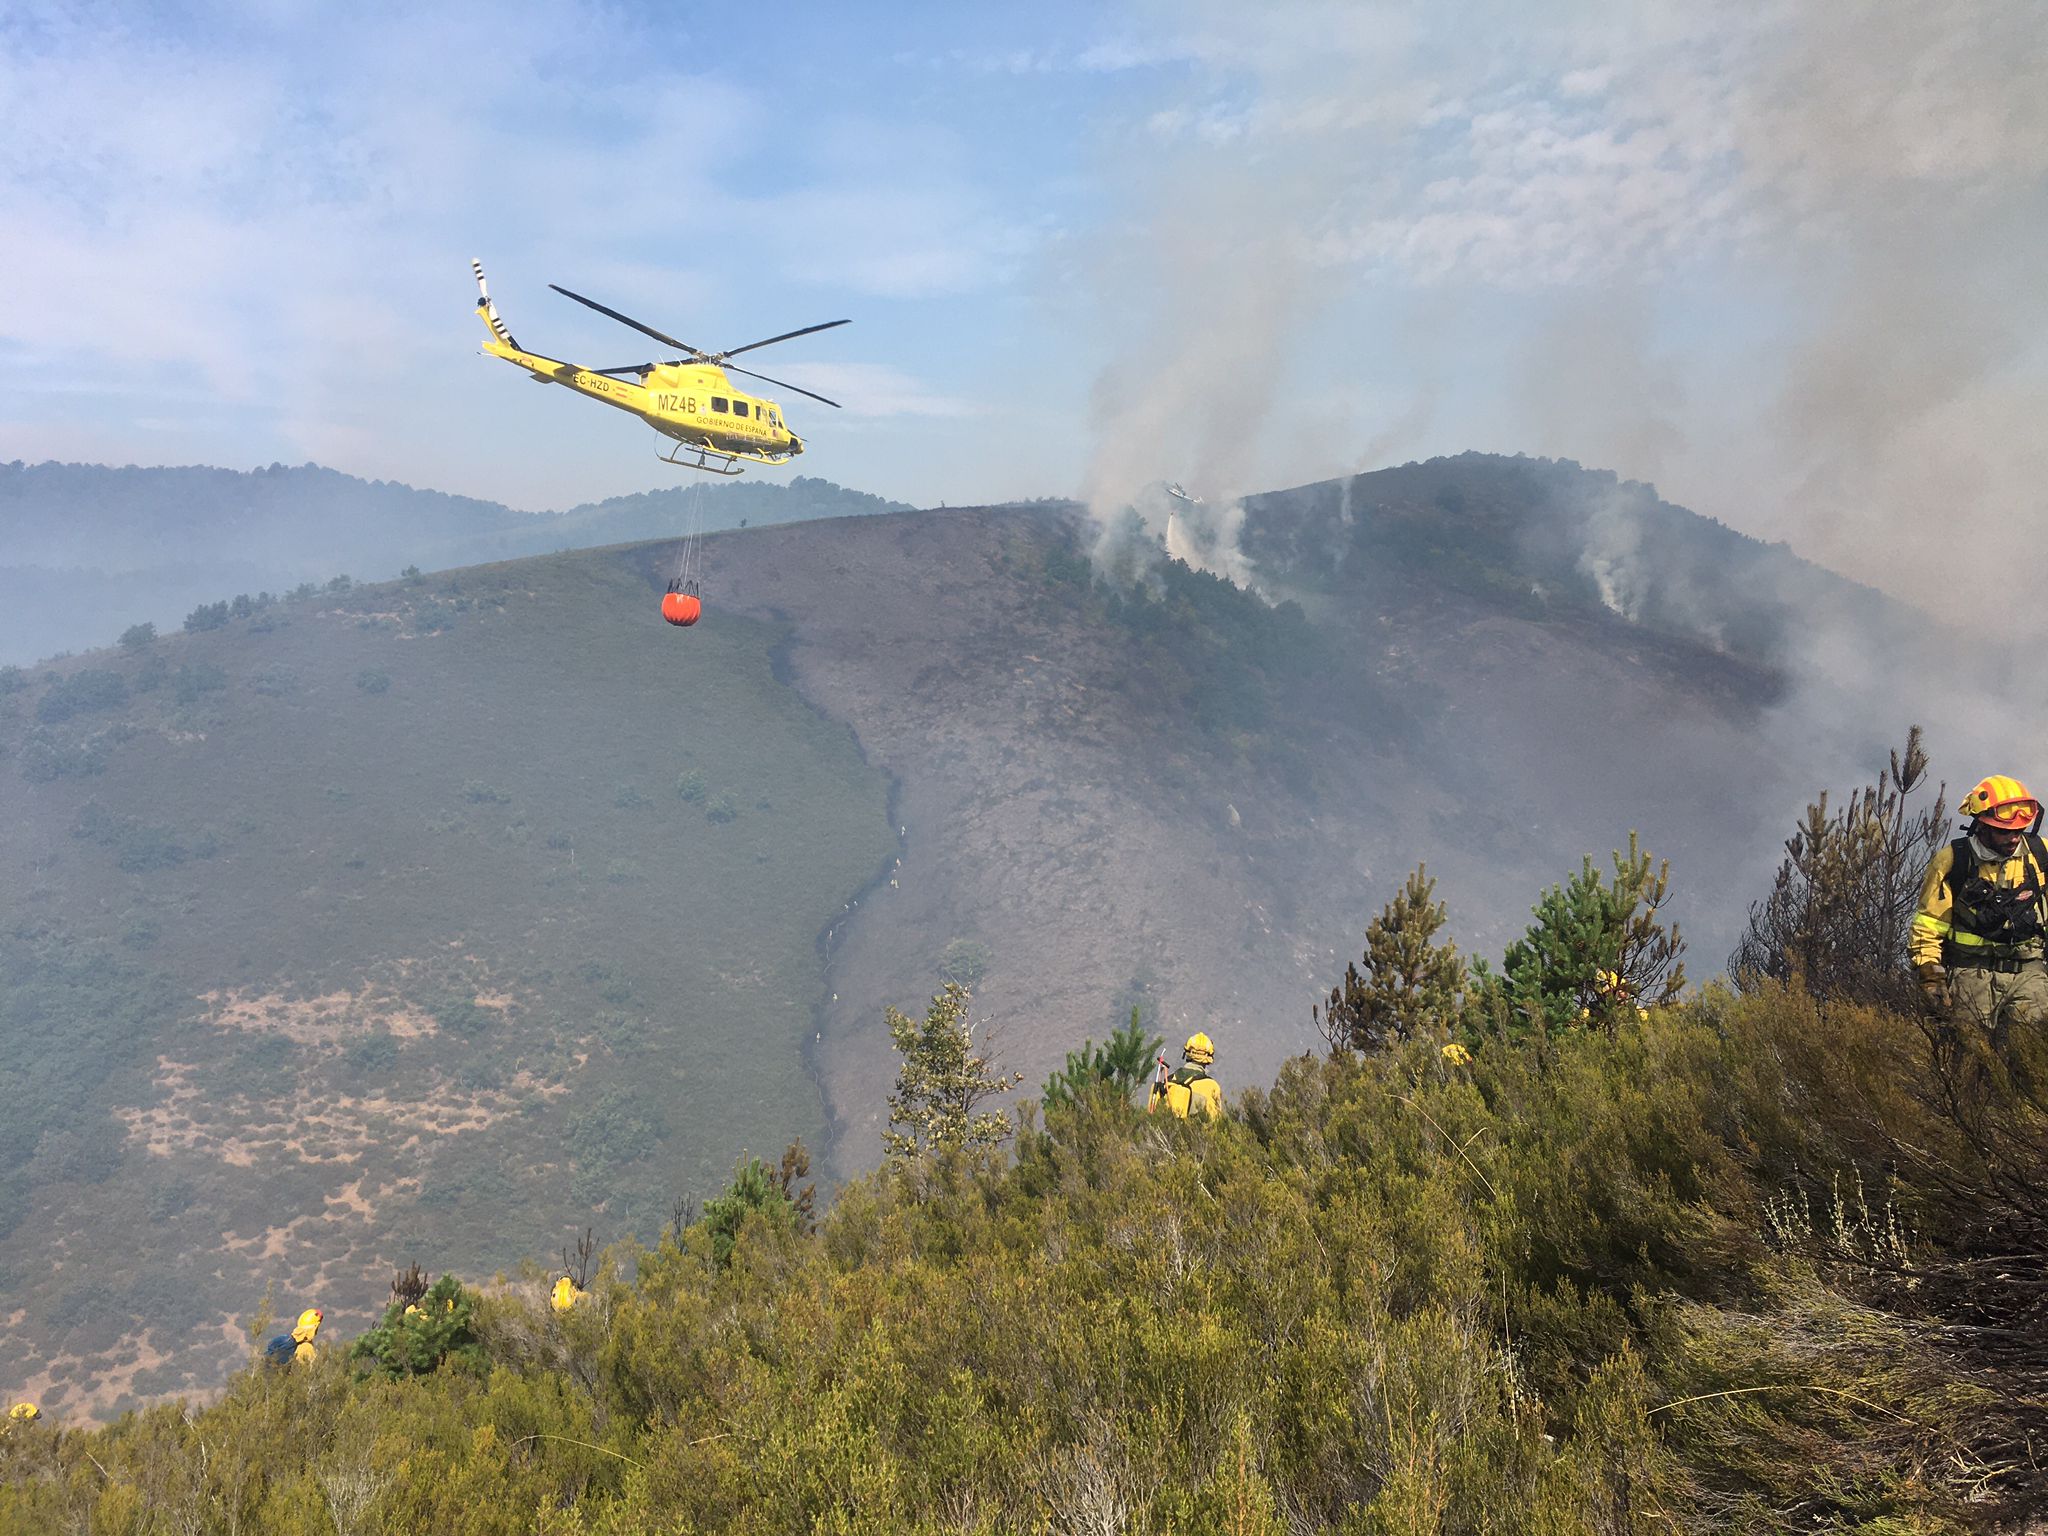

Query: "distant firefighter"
(662, 576), (702, 628)
(4, 1402), (39, 1434)
(1148, 1032), (1223, 1119)
(265, 1308), (324, 1369)
(550, 1275), (585, 1314)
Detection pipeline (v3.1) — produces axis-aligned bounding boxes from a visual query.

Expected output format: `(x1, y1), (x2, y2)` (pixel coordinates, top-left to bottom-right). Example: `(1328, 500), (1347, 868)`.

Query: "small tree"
(1730, 726), (1945, 1010)
(349, 1273), (482, 1379)
(1489, 832), (1685, 1038)
(559, 1227), (597, 1289)
(699, 1141), (816, 1266)
(1314, 863), (1465, 1053)
(882, 982), (1022, 1160)
(939, 937), (992, 989)
(1042, 1006), (1162, 1109)
(118, 622), (155, 651)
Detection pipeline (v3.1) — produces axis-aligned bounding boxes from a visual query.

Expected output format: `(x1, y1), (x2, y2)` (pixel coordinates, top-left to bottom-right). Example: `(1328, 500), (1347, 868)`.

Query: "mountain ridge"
(0, 451), (1942, 1422)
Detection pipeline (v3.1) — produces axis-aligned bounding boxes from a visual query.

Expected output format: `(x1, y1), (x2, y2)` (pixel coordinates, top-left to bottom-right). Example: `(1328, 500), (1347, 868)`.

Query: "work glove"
(1915, 961), (1950, 1019)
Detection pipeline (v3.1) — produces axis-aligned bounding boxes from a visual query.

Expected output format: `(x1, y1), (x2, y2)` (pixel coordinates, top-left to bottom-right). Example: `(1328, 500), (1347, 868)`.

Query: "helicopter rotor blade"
(717, 318), (851, 362)
(722, 362), (841, 409)
(548, 285), (712, 361)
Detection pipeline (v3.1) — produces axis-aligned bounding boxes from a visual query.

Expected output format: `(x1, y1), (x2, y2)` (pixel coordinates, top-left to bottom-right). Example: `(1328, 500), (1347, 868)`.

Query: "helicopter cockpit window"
(732, 400), (749, 417)
(710, 396), (729, 413)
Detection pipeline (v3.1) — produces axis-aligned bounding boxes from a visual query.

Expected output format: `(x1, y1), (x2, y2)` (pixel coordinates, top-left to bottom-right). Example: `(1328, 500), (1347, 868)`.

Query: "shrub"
(183, 600), (229, 632)
(938, 937), (991, 989)
(698, 1149), (809, 1267)
(1481, 830), (1684, 1038)
(433, 997), (491, 1037)
(345, 1033), (400, 1076)
(349, 1273), (482, 1379)
(1042, 1006), (1160, 1110)
(117, 622), (156, 651)
(171, 662), (228, 705)
(355, 668), (390, 694)
(675, 770), (707, 802)
(704, 792), (738, 823)
(18, 731), (109, 782)
(1315, 863), (1465, 1052)
(883, 982), (1022, 1159)
(36, 668), (128, 724)
(249, 665), (297, 697)
(1731, 726), (1941, 1010)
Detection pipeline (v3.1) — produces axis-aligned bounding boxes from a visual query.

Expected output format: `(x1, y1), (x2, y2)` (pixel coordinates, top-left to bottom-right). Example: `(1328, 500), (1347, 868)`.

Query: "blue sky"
(2, 0), (2042, 595)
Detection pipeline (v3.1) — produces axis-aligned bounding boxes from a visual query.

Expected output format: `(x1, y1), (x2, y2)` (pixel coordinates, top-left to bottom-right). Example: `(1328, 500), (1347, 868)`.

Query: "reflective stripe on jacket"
(1911, 839), (2048, 967)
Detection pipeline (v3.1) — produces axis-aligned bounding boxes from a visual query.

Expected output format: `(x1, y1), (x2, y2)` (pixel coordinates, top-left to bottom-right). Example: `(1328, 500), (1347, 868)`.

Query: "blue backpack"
(263, 1333), (297, 1367)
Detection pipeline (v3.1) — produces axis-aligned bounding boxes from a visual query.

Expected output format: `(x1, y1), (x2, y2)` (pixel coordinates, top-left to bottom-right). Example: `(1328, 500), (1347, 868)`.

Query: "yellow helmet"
(1183, 1031), (1215, 1066)
(7, 1403), (39, 1425)
(1960, 775), (2041, 830)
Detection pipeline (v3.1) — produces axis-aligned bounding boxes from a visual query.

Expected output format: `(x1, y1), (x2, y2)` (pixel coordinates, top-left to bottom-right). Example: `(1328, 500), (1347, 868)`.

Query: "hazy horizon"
(5, 1), (2042, 610)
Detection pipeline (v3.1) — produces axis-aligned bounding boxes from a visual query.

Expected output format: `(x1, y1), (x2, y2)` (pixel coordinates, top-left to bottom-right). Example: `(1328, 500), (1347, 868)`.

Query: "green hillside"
(3, 902), (2040, 1531)
(0, 457), (1958, 1431)
(0, 462), (909, 665)
(0, 547), (895, 1418)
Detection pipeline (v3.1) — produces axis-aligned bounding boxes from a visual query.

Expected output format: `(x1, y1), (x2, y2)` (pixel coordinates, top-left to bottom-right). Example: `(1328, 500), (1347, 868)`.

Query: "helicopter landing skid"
(658, 440), (747, 476)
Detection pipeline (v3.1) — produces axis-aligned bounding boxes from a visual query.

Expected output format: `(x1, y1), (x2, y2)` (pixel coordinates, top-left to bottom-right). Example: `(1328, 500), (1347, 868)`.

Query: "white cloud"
(0, 1), (1043, 506)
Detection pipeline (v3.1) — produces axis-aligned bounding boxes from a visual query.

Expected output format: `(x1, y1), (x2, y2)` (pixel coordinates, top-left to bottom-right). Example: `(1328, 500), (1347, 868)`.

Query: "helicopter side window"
(711, 397), (729, 413)
(732, 400), (749, 417)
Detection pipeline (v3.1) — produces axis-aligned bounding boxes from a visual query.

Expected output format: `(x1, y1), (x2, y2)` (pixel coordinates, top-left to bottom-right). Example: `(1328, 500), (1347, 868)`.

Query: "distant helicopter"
(471, 260), (847, 476)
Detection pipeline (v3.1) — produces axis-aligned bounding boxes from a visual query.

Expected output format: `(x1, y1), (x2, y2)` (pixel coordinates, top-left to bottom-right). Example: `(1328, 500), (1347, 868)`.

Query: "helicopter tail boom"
(470, 259), (522, 352)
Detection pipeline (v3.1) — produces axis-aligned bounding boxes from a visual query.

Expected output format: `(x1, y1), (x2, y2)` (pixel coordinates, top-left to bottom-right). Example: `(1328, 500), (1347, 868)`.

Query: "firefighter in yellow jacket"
(1149, 1032), (1224, 1119)
(1911, 775), (2048, 1048)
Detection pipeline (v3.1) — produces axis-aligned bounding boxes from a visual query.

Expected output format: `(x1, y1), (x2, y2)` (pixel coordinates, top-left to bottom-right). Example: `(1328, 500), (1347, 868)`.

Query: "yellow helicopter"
(471, 260), (847, 475)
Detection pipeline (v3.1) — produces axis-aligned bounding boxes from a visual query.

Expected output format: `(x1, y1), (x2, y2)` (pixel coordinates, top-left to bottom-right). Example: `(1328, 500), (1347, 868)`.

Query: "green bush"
(1042, 1005), (1159, 1110)
(171, 662), (228, 705)
(698, 1154), (801, 1267)
(937, 936), (991, 988)
(432, 997), (491, 1038)
(349, 1273), (483, 1379)
(35, 668), (127, 724)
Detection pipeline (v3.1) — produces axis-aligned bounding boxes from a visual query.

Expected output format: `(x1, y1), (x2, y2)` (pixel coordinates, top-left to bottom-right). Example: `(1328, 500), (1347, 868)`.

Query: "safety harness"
(1944, 832), (2048, 971)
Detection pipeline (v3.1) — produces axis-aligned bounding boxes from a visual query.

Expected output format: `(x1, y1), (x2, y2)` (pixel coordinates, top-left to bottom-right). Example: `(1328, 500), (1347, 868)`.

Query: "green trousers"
(1948, 959), (2048, 1053)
